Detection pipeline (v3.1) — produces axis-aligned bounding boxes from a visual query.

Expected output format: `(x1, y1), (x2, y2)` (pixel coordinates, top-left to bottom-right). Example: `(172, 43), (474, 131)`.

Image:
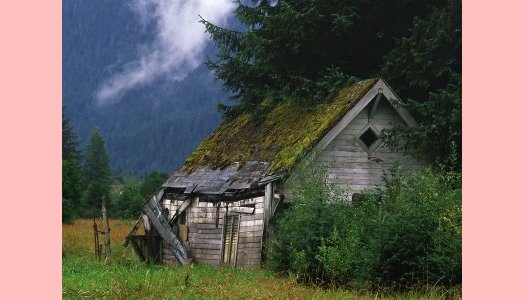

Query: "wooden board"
(142, 196), (190, 265)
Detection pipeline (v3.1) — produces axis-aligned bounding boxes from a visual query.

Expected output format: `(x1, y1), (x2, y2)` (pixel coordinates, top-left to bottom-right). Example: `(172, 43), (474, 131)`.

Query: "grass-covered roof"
(182, 78), (379, 174)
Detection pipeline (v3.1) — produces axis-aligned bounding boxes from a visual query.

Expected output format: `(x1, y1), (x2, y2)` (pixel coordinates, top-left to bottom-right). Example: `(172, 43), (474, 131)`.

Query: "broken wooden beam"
(142, 194), (191, 265)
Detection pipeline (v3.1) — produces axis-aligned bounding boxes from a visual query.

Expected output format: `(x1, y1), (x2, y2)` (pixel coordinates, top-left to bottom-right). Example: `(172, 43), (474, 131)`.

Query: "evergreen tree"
(62, 160), (83, 223)
(380, 0), (461, 167)
(84, 129), (112, 211)
(62, 111), (80, 161)
(62, 111), (83, 223)
(202, 0), (446, 116)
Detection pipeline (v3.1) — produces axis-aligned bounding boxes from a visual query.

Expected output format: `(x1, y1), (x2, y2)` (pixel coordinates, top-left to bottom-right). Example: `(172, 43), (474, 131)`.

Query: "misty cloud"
(96, 0), (235, 104)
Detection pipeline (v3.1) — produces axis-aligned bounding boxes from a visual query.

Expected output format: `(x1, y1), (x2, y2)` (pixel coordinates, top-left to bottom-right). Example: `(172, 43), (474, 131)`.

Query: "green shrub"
(113, 179), (143, 219)
(266, 162), (352, 284)
(267, 164), (461, 290)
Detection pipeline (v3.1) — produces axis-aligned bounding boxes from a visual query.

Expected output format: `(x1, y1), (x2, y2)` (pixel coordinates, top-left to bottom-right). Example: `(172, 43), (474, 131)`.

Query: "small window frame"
(356, 125), (381, 153)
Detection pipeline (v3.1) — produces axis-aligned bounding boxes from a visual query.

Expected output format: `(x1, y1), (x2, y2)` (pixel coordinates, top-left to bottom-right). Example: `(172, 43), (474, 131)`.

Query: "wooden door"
(222, 215), (240, 265)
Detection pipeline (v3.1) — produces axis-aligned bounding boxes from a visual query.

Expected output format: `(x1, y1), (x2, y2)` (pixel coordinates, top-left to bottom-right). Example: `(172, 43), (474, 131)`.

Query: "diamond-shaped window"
(359, 127), (378, 148)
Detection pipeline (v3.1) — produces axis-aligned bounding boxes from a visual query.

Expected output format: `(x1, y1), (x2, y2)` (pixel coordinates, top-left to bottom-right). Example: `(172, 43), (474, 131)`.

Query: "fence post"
(102, 197), (111, 260)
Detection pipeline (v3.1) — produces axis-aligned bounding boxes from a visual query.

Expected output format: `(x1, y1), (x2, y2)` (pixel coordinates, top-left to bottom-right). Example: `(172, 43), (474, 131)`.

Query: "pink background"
(0, 1), (62, 298)
(462, 1), (525, 298)
(0, 0), (522, 298)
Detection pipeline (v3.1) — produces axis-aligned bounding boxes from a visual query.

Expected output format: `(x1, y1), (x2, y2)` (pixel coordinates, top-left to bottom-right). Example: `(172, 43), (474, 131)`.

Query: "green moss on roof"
(182, 78), (380, 174)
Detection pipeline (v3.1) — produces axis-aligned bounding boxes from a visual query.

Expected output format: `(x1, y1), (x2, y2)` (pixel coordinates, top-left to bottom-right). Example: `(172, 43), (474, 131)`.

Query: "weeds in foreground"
(63, 219), (460, 299)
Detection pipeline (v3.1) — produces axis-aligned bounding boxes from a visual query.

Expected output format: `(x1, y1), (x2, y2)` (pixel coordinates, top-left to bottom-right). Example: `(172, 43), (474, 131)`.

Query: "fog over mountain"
(63, 0), (234, 175)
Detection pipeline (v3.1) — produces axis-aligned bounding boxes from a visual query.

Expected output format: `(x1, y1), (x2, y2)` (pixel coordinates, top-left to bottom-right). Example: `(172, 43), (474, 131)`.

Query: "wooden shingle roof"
(162, 78), (390, 195)
(182, 78), (380, 174)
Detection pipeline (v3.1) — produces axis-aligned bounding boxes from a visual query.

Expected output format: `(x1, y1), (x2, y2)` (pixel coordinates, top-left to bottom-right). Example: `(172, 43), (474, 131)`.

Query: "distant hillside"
(63, 0), (229, 175)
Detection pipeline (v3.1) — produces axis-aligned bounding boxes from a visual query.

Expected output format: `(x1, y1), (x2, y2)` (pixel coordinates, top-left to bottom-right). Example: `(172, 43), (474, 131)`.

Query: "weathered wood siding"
(280, 99), (427, 199)
(161, 194), (265, 268)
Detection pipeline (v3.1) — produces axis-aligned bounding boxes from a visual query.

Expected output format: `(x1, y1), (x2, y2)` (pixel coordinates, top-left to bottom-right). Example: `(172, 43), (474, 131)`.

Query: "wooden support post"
(102, 197), (111, 260)
(264, 183), (273, 240)
(93, 216), (100, 260)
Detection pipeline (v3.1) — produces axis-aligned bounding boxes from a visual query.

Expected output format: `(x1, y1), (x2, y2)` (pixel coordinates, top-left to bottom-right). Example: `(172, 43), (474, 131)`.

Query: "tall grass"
(63, 219), (460, 299)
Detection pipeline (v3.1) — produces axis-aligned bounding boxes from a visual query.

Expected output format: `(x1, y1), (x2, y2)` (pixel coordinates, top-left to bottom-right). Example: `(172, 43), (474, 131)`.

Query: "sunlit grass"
(62, 219), (460, 299)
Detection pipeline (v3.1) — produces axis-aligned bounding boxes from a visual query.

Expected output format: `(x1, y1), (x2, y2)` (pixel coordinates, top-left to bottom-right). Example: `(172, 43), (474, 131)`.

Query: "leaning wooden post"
(93, 213), (100, 260)
(102, 197), (111, 260)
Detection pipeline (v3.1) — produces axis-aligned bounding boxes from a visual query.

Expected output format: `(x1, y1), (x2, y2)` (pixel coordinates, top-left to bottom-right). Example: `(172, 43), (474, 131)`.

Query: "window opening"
(359, 127), (379, 148)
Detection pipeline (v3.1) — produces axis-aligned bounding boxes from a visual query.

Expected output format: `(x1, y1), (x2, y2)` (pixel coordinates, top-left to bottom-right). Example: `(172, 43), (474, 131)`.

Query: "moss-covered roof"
(182, 78), (380, 174)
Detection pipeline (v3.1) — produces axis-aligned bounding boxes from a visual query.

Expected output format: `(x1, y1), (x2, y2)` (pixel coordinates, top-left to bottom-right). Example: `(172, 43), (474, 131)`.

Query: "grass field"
(63, 219), (460, 299)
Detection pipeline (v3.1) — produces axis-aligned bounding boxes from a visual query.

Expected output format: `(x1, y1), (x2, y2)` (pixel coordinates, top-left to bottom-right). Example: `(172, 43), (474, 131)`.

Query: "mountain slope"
(63, 0), (229, 175)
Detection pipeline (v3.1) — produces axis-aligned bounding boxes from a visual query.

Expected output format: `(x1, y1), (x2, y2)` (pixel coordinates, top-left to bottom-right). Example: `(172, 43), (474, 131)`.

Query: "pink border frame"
(2, 0), (524, 298)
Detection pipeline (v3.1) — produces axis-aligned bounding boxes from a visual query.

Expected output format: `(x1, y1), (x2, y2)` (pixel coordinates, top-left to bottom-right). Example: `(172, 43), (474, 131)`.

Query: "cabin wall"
(160, 194), (265, 269)
(280, 99), (428, 199)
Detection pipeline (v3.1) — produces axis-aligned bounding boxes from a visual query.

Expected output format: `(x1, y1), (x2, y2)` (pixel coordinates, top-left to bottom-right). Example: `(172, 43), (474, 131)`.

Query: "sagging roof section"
(162, 161), (278, 195)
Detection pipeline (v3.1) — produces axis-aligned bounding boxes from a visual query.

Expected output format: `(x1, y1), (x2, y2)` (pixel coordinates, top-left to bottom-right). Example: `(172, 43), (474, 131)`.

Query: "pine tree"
(202, 0), (445, 116)
(62, 111), (83, 223)
(62, 111), (80, 161)
(84, 128), (112, 210)
(380, 0), (461, 168)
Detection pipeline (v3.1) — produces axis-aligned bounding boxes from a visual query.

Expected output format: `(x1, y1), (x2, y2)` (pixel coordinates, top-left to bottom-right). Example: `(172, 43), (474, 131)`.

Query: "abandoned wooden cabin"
(124, 78), (427, 269)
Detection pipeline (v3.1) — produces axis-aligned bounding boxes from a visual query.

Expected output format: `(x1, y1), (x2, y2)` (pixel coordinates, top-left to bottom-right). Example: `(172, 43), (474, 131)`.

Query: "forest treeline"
(62, 113), (168, 223)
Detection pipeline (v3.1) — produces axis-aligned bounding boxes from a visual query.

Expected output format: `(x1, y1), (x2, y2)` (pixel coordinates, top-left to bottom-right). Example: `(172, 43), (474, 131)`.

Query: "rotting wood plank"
(196, 228), (223, 234)
(240, 251), (263, 258)
(191, 243), (222, 250)
(238, 214), (263, 221)
(193, 223), (225, 229)
(193, 259), (221, 266)
(240, 249), (262, 256)
(238, 242), (263, 249)
(189, 238), (223, 245)
(239, 227), (263, 234)
(239, 225), (264, 233)
(189, 253), (222, 260)
(229, 206), (255, 214)
(239, 236), (262, 243)
(190, 248), (222, 255)
(142, 197), (190, 265)
(190, 233), (223, 239)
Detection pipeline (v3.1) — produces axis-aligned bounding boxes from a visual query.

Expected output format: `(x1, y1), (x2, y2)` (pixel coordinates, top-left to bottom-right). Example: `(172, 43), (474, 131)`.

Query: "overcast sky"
(95, 0), (236, 104)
